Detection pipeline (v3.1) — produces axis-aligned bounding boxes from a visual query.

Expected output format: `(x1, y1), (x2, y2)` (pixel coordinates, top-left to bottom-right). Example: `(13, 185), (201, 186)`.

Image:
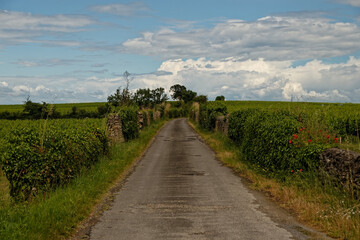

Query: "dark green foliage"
(119, 106), (139, 141)
(182, 90), (197, 103)
(142, 110), (148, 127)
(151, 87), (168, 105)
(133, 88), (152, 107)
(228, 109), (257, 143)
(133, 88), (168, 108)
(193, 95), (208, 104)
(148, 110), (154, 122)
(169, 84), (187, 101)
(23, 100), (60, 119)
(97, 103), (110, 116)
(215, 95), (225, 101)
(107, 87), (133, 107)
(169, 84), (197, 103)
(199, 102), (228, 130)
(1, 119), (108, 202)
(168, 108), (184, 118)
(227, 109), (327, 176)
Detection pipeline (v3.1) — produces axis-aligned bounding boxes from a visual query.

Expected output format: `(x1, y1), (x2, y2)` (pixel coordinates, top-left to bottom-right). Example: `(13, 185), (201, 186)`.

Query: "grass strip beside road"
(0, 120), (167, 240)
(189, 120), (360, 240)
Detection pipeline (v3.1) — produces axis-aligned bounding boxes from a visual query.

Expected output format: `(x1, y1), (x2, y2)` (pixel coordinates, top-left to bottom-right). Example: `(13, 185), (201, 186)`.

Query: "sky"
(0, 0), (360, 104)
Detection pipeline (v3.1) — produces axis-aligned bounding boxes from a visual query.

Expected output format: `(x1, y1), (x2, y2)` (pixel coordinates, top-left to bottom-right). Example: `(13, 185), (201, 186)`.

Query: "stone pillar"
(146, 111), (151, 126)
(215, 115), (229, 136)
(107, 114), (125, 143)
(154, 111), (161, 120)
(138, 111), (144, 130)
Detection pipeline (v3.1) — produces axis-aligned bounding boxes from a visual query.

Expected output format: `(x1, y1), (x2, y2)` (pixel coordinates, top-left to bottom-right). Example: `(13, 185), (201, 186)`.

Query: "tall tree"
(170, 84), (187, 101)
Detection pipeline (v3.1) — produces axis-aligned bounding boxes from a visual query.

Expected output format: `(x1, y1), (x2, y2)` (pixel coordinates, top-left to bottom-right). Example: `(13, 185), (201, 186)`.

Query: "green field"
(0, 102), (106, 114)
(224, 100), (360, 113)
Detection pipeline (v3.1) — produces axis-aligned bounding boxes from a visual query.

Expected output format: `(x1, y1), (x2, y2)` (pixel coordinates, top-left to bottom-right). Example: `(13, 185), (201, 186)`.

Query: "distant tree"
(182, 90), (197, 103)
(170, 84), (187, 101)
(151, 87), (168, 105)
(23, 98), (58, 119)
(133, 88), (152, 107)
(107, 71), (134, 107)
(193, 95), (208, 104)
(169, 84), (197, 103)
(97, 103), (111, 116)
(215, 95), (225, 101)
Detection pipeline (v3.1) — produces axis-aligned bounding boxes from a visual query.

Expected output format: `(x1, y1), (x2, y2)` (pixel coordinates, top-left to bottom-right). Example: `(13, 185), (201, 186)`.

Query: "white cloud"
(91, 2), (150, 16)
(131, 57), (360, 102)
(0, 10), (95, 32)
(121, 16), (360, 61)
(335, 0), (360, 7)
(14, 58), (87, 67)
(1, 57), (359, 104)
(0, 10), (96, 48)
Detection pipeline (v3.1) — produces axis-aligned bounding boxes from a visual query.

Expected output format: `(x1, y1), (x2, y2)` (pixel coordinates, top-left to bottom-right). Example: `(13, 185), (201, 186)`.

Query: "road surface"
(89, 119), (328, 240)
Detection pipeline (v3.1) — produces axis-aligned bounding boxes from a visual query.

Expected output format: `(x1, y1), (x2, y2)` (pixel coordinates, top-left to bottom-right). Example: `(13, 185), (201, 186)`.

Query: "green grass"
(0, 119), (166, 240)
(189, 120), (360, 240)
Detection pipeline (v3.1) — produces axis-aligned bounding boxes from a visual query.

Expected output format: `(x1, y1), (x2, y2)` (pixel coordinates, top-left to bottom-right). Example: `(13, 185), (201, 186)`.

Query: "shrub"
(199, 102), (228, 130)
(119, 106), (139, 141)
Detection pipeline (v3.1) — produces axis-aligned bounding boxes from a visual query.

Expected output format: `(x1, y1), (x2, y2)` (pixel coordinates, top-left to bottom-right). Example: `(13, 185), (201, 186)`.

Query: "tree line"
(0, 71), (226, 120)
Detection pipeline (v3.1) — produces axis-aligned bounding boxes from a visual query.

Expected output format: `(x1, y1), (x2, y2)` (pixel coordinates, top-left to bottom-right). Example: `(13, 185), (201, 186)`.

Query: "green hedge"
(199, 102), (228, 130)
(230, 109), (330, 175)
(118, 106), (139, 141)
(1, 119), (108, 202)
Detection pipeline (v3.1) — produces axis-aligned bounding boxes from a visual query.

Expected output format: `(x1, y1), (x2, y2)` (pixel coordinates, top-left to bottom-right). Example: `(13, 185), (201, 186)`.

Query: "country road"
(89, 118), (328, 240)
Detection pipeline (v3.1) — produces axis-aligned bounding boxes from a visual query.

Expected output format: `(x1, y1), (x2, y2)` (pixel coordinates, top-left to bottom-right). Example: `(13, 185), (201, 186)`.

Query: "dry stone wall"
(215, 115), (229, 136)
(320, 148), (360, 192)
(107, 114), (125, 143)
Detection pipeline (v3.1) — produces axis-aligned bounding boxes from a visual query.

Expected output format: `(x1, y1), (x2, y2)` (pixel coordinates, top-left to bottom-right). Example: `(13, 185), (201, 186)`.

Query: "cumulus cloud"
(130, 57), (360, 102)
(91, 2), (150, 16)
(1, 56), (359, 104)
(121, 16), (360, 61)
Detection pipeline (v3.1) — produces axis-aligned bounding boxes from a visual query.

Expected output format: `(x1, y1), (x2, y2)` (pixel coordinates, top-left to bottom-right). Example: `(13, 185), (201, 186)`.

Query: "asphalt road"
(89, 119), (328, 240)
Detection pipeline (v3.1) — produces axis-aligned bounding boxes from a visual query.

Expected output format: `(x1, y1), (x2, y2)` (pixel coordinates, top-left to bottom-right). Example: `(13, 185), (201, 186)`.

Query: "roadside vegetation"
(0, 119), (166, 240)
(2, 79), (360, 239)
(190, 100), (360, 239)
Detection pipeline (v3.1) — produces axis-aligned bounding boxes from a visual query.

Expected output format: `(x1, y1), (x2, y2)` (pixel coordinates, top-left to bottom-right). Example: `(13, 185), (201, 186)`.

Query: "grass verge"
(0, 119), (167, 240)
(189, 120), (360, 240)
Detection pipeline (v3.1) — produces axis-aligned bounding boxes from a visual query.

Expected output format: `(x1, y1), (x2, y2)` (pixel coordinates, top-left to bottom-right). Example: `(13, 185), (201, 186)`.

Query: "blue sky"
(0, 0), (360, 104)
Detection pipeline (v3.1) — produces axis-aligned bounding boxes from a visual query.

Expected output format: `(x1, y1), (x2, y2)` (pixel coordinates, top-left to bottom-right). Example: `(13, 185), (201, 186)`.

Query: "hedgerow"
(118, 106), (139, 141)
(199, 105), (336, 177)
(1, 119), (108, 202)
(199, 102), (228, 130)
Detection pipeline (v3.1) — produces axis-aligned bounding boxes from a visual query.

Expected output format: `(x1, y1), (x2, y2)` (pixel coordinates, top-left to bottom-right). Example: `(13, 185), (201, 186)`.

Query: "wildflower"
(334, 137), (339, 143)
(289, 140), (292, 144)
(326, 135), (330, 139)
(308, 139), (312, 143)
(290, 170), (294, 173)
(293, 134), (298, 139)
(299, 169), (303, 172)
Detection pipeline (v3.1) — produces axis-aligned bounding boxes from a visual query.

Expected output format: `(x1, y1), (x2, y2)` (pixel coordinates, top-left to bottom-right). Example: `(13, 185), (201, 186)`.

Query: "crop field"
(224, 100), (360, 113)
(0, 102), (105, 114)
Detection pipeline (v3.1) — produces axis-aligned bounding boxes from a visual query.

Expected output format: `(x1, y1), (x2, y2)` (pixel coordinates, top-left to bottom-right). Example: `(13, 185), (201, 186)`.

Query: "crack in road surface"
(89, 119), (330, 240)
